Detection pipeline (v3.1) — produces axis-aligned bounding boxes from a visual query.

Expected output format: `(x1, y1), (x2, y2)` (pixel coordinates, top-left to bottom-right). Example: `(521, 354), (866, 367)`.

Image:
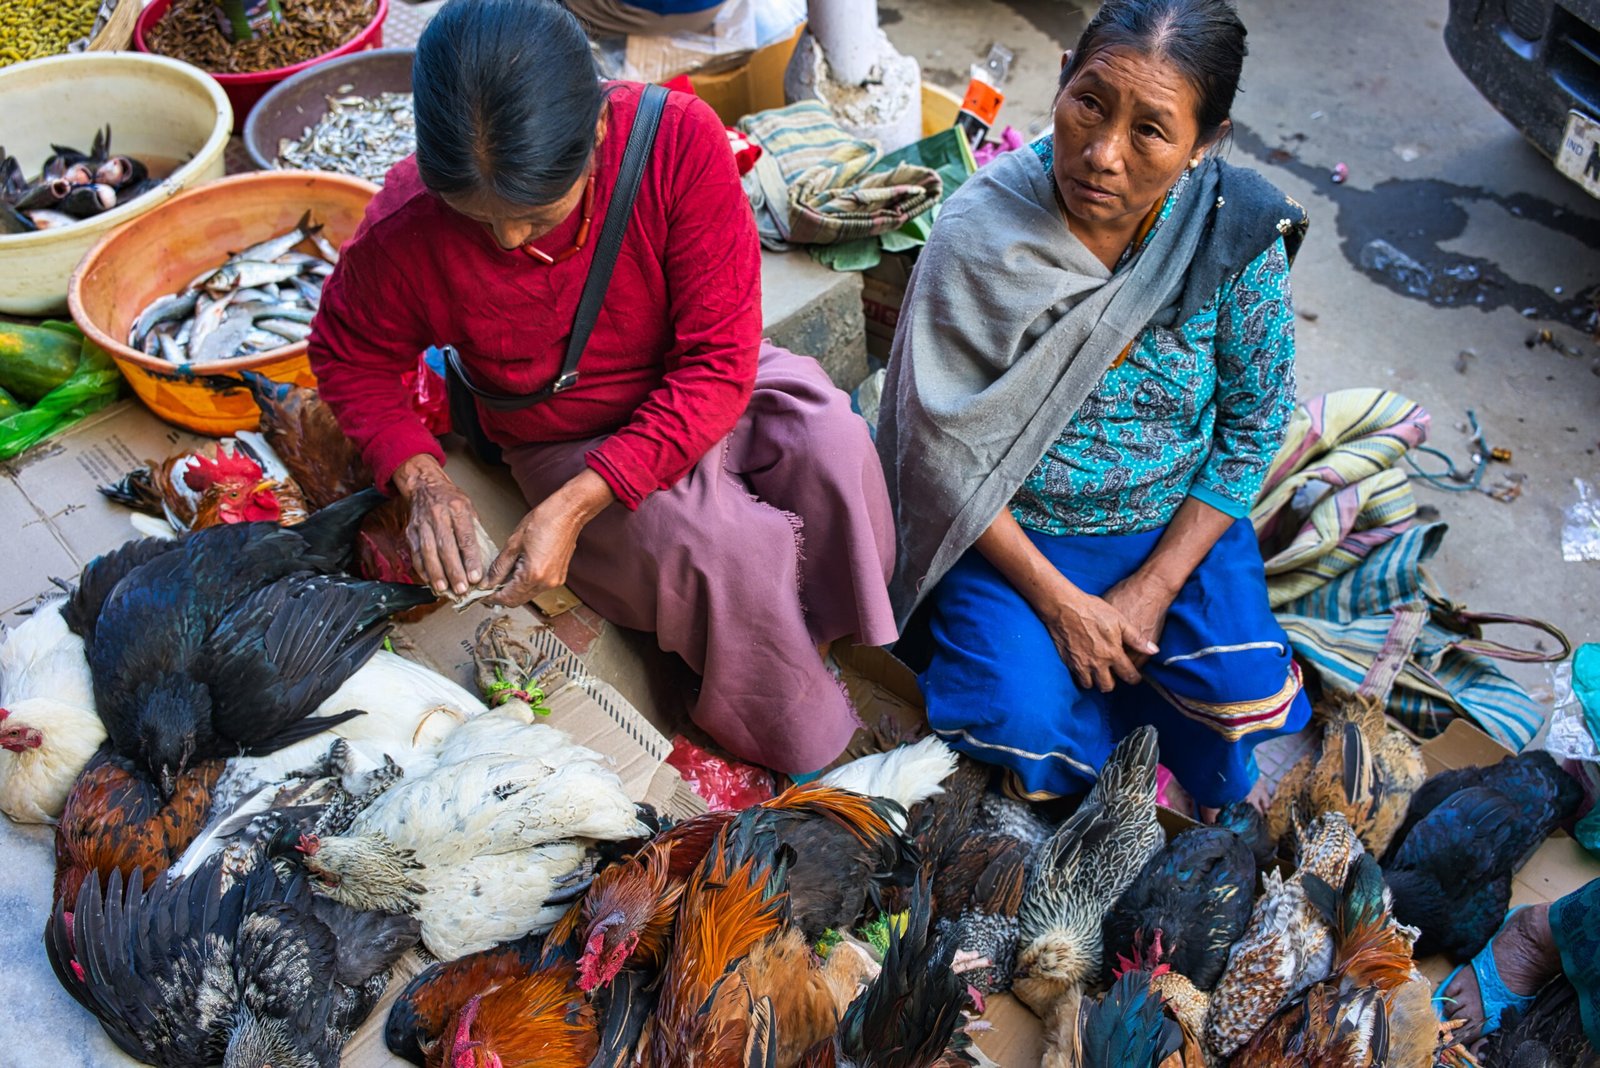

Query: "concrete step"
(760, 248), (868, 391)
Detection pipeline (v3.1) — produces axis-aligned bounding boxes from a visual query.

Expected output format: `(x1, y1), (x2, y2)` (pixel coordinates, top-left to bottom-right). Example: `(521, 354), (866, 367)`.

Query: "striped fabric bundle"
(1274, 523), (1555, 749)
(736, 101), (942, 245)
(1254, 389), (1567, 750)
(1251, 389), (1430, 607)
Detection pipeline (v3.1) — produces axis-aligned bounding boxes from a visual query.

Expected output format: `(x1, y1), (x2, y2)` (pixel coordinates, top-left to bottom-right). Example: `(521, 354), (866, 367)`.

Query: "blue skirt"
(920, 518), (1311, 808)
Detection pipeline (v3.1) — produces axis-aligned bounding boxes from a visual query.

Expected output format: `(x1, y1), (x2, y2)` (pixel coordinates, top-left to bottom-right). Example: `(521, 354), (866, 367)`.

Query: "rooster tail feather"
(590, 968), (657, 1068)
(98, 467), (164, 515)
(1341, 720), (1374, 805)
(745, 996), (778, 1068)
(294, 487), (386, 570)
(1076, 971), (1181, 1068)
(239, 369), (292, 413)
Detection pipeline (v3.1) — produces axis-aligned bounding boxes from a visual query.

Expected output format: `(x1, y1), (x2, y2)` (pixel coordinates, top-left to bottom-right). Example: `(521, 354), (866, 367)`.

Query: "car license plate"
(1556, 109), (1600, 199)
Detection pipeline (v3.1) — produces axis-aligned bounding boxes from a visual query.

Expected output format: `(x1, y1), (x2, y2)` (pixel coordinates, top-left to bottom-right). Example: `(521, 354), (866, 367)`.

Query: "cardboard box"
(689, 23), (804, 126)
(861, 250), (917, 363)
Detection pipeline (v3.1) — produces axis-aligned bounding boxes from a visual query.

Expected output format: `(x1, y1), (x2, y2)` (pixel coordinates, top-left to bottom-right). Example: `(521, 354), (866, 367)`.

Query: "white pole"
(808, 0), (879, 88)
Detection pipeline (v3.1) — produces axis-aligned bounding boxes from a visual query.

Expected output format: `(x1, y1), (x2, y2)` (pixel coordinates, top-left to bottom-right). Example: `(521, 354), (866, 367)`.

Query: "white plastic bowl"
(0, 52), (232, 316)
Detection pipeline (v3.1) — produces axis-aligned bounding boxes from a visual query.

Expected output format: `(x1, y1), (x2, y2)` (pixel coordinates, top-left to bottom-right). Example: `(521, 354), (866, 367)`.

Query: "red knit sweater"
(306, 83), (761, 509)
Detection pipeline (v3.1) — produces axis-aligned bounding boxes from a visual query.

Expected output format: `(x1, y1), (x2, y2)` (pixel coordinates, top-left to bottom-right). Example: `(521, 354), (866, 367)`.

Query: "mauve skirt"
(504, 344), (898, 773)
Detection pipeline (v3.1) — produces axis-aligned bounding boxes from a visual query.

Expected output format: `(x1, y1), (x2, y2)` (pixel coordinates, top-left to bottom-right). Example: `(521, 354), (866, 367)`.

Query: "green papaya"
(0, 323), (81, 402)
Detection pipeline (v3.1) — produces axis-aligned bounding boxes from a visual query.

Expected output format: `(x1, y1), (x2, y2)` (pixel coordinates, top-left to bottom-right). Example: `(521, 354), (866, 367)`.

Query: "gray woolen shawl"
(877, 147), (1307, 627)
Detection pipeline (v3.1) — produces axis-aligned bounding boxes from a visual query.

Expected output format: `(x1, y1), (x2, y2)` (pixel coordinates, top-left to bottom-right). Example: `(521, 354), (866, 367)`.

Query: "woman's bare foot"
(1436, 902), (1562, 1046)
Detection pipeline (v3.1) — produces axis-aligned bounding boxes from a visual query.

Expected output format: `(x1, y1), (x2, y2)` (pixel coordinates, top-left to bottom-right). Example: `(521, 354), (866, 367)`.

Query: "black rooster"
(807, 871), (975, 1067)
(1385, 769), (1580, 960)
(66, 490), (433, 797)
(1385, 749), (1581, 863)
(1102, 824), (1257, 992)
(45, 852), (419, 1068)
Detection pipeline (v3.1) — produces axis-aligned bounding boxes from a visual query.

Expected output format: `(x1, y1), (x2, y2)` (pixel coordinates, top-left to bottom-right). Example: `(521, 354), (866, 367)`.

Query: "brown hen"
(52, 746), (222, 908)
(240, 370), (370, 510)
(1231, 855), (1414, 1068)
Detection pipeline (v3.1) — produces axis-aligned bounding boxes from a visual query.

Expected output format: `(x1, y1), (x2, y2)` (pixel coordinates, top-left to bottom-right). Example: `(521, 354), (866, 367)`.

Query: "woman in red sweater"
(307, 0), (896, 775)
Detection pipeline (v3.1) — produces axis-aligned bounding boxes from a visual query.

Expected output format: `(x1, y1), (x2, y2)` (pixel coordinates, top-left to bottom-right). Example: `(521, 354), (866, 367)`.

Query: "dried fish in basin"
(128, 213), (337, 366)
(277, 91), (416, 185)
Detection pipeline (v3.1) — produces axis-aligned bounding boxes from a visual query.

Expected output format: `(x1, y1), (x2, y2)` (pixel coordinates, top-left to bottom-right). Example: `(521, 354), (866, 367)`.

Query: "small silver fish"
(236, 211), (322, 263)
(188, 293), (230, 355)
(157, 333), (186, 364)
(255, 318), (312, 342)
(193, 312), (255, 363)
(130, 291), (199, 348)
(203, 260), (303, 295)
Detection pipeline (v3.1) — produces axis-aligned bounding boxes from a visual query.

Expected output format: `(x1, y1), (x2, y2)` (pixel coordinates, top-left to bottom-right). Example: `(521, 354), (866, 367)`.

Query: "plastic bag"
(0, 324), (124, 462)
(666, 736), (774, 812)
(1563, 478), (1600, 562)
(406, 349), (450, 438)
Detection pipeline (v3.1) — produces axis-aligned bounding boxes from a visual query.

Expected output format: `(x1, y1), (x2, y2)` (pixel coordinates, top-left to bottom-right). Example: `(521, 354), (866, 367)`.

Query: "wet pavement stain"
(1232, 123), (1600, 330)
(998, 0), (1090, 47)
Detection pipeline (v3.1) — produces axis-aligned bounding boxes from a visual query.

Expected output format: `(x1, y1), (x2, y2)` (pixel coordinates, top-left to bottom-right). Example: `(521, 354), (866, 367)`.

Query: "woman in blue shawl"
(877, 0), (1311, 811)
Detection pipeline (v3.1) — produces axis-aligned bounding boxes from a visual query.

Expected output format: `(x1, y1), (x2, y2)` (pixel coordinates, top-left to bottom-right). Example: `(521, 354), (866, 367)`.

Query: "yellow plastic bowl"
(0, 52), (233, 316)
(69, 171), (379, 436)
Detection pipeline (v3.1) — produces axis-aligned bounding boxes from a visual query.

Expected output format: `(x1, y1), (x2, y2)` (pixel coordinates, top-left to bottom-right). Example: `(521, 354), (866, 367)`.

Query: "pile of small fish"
(277, 91), (415, 184)
(1, 126), (155, 234)
(128, 212), (338, 365)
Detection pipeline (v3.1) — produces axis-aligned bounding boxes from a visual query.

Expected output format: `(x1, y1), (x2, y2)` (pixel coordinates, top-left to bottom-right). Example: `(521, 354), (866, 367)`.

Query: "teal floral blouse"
(1011, 137), (1297, 537)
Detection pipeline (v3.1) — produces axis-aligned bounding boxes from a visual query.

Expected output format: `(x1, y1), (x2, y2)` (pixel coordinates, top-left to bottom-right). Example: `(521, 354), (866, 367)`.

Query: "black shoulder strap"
(448, 83), (670, 411)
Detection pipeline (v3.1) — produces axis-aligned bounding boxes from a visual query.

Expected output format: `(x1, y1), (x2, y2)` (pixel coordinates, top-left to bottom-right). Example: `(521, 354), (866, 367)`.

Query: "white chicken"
(210, 649), (489, 808)
(296, 702), (649, 961)
(820, 734), (960, 819)
(0, 599), (104, 823)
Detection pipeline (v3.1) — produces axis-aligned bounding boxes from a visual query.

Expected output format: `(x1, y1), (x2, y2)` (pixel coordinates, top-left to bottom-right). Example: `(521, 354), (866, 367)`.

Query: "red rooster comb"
(183, 447), (264, 492)
(296, 834), (322, 855)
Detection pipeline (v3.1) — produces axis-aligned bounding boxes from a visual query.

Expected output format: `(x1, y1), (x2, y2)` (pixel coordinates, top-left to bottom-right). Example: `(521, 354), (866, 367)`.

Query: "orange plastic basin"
(69, 170), (378, 437)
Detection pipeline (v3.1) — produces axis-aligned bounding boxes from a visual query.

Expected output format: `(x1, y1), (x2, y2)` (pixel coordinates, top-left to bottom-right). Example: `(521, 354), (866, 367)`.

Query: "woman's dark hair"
(413, 0), (604, 206)
(1058, 0), (1247, 141)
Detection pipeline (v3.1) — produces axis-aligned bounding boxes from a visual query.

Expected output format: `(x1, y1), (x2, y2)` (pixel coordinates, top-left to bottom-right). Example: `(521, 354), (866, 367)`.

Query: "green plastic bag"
(0, 322), (125, 461)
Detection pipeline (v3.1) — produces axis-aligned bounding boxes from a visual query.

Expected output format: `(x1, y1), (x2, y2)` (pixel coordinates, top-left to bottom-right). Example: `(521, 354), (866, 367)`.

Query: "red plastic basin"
(135, 0), (389, 133)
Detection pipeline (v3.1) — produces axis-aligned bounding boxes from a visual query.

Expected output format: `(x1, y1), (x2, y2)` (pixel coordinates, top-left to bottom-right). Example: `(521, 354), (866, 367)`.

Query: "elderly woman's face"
(1052, 46), (1213, 234)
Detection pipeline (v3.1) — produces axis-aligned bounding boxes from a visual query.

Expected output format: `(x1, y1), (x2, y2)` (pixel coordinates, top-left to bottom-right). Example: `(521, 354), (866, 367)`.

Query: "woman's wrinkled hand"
(1040, 586), (1158, 693)
(1101, 571), (1178, 668)
(484, 468), (616, 607)
(483, 501), (584, 607)
(393, 454), (485, 597)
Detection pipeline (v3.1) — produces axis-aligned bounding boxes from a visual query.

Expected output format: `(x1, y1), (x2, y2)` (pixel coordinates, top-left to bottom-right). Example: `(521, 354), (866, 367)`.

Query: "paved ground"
(886, 0), (1600, 698)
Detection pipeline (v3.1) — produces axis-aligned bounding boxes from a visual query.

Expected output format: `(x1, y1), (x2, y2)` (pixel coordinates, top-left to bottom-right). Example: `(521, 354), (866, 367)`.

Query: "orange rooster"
(429, 965), (597, 1068)
(52, 746), (222, 909)
(387, 935), (547, 1065)
(99, 442), (309, 531)
(1231, 854), (1415, 1068)
(567, 782), (906, 996)
(645, 811), (791, 1068)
